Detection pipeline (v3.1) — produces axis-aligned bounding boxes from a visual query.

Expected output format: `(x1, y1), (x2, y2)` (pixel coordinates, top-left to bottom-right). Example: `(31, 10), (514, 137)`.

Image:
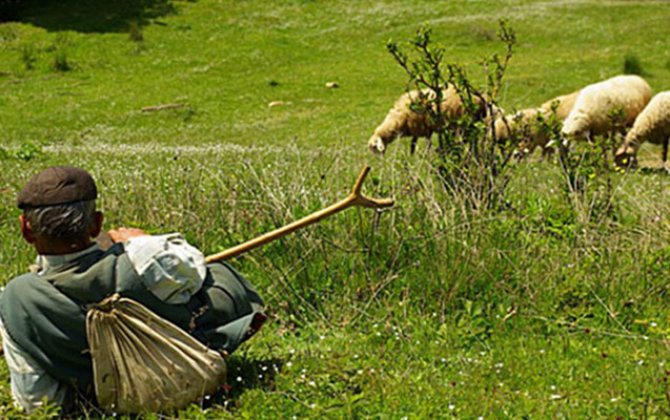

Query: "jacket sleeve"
(0, 274), (91, 395)
(0, 315), (68, 413)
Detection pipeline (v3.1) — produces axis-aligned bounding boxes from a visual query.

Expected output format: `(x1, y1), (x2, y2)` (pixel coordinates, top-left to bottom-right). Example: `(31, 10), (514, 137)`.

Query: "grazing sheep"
(492, 91), (579, 158)
(493, 108), (546, 154)
(561, 75), (652, 140)
(540, 90), (580, 120)
(368, 86), (488, 154)
(615, 91), (670, 167)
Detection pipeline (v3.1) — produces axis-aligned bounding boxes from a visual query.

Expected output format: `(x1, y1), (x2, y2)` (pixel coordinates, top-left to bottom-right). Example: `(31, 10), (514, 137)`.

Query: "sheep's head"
(368, 135), (386, 154)
(561, 111), (589, 141)
(614, 144), (637, 169)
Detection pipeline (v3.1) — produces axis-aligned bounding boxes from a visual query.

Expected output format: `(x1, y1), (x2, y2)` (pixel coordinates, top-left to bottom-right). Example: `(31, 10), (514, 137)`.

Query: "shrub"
(623, 53), (646, 76)
(0, 24), (18, 41)
(129, 21), (144, 43)
(52, 50), (71, 72)
(20, 44), (36, 70)
(386, 21), (517, 211)
(50, 34), (73, 72)
(15, 141), (43, 161)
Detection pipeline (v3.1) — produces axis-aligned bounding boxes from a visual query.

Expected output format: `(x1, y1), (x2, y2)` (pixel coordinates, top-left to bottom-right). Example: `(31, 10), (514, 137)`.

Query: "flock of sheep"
(368, 75), (670, 167)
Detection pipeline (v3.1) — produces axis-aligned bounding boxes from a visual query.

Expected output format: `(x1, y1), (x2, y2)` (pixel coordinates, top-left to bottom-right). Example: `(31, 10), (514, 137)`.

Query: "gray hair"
(24, 200), (97, 240)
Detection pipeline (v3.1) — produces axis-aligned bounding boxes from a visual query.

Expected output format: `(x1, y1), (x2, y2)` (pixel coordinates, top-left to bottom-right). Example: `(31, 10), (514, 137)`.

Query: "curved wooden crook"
(205, 166), (393, 263)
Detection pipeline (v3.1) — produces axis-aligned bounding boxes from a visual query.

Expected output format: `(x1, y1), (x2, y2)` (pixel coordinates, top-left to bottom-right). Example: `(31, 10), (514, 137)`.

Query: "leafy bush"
(0, 141), (43, 161)
(129, 21), (144, 43)
(20, 43), (36, 70)
(15, 141), (43, 161)
(52, 49), (71, 71)
(386, 21), (517, 211)
(623, 53), (646, 76)
(49, 35), (73, 72)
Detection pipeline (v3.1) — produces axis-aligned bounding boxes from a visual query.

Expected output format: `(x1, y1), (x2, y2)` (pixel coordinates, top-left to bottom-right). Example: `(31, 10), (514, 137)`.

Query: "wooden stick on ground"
(205, 165), (393, 263)
(141, 103), (184, 112)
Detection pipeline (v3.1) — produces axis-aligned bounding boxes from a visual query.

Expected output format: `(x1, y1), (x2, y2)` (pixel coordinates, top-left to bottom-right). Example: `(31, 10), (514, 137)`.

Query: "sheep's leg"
(586, 131), (593, 144)
(410, 137), (418, 155)
(663, 138), (668, 163)
(541, 145), (554, 160)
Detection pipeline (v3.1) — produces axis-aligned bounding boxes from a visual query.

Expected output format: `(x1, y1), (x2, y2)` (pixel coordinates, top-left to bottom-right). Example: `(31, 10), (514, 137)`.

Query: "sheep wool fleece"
(0, 243), (265, 392)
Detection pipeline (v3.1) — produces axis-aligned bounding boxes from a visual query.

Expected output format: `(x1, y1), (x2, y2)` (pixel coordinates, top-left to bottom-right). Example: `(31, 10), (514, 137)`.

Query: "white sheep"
(540, 90), (580, 121)
(493, 108), (551, 157)
(615, 91), (670, 166)
(368, 86), (488, 154)
(561, 75), (652, 140)
(493, 91), (579, 157)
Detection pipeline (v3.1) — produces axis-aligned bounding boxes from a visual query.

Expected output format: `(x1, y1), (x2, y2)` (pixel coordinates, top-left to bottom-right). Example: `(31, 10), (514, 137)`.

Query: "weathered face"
(368, 135), (386, 154)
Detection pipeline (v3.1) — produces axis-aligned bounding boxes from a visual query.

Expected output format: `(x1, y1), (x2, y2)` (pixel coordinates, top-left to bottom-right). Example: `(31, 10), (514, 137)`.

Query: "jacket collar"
(35, 244), (100, 275)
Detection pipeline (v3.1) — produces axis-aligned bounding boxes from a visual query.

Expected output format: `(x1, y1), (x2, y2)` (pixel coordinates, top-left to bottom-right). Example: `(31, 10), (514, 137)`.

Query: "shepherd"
(0, 165), (392, 414)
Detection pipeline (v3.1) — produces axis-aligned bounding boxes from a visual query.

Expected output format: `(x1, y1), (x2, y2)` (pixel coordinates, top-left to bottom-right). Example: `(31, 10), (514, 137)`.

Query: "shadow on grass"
(219, 356), (284, 408)
(0, 0), (180, 33)
(638, 166), (669, 175)
(61, 356), (285, 417)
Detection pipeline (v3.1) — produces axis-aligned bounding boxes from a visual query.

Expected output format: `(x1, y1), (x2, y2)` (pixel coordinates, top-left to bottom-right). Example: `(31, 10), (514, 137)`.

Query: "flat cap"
(17, 166), (98, 209)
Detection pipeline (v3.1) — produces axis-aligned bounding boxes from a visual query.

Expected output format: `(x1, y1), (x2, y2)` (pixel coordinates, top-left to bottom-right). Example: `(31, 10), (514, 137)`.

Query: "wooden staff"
(204, 166), (393, 263)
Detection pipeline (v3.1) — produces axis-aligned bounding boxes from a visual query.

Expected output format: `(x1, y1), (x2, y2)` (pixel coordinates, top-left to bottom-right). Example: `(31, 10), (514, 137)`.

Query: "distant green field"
(1, 0), (670, 418)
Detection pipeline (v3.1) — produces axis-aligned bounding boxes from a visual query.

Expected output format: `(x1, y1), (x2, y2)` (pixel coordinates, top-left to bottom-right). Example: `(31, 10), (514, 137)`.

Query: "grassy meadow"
(2, 0), (670, 417)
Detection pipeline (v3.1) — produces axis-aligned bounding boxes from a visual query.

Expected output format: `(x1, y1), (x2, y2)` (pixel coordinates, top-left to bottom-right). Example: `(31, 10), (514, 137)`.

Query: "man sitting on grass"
(0, 166), (266, 413)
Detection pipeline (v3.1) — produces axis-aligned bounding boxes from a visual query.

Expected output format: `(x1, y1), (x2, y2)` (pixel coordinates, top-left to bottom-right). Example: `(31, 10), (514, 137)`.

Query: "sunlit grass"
(0, 0), (670, 417)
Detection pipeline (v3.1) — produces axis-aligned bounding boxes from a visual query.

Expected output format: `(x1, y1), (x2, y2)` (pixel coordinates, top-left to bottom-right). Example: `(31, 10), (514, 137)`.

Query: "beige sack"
(86, 294), (227, 414)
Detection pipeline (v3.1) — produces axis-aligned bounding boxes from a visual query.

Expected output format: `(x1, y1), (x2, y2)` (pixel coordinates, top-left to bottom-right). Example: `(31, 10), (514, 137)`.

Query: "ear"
(89, 211), (104, 239)
(19, 214), (36, 244)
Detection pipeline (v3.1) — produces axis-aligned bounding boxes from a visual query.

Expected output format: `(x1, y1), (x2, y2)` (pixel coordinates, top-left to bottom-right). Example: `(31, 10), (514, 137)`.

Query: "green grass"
(1, 0), (670, 418)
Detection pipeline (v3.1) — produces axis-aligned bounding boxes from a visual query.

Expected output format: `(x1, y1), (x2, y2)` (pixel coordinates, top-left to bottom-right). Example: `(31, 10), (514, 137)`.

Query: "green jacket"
(0, 243), (265, 391)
